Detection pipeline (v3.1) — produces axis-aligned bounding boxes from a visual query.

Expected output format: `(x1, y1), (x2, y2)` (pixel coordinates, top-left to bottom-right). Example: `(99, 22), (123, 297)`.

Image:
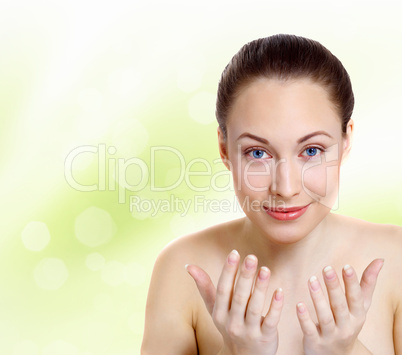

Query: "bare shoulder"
(159, 217), (244, 271)
(332, 213), (402, 251)
(333, 213), (402, 302)
(141, 218), (242, 354)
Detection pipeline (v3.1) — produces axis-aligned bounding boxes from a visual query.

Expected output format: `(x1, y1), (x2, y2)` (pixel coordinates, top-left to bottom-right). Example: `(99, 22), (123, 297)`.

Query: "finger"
(296, 302), (318, 340)
(213, 250), (240, 322)
(245, 266), (271, 328)
(342, 264), (364, 317)
(359, 258), (384, 311)
(261, 288), (284, 335)
(308, 275), (336, 334)
(229, 255), (258, 320)
(322, 266), (350, 327)
(185, 264), (216, 314)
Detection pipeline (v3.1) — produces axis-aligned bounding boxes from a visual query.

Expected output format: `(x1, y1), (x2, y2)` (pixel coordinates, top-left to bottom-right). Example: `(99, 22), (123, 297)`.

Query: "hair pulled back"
(216, 34), (354, 138)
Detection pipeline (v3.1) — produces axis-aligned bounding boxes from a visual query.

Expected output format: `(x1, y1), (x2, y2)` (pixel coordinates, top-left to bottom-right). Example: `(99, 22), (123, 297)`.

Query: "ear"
(217, 127), (231, 170)
(341, 119), (354, 165)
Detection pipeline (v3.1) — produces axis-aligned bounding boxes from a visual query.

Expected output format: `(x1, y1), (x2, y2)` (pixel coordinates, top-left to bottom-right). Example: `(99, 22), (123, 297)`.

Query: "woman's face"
(219, 78), (353, 244)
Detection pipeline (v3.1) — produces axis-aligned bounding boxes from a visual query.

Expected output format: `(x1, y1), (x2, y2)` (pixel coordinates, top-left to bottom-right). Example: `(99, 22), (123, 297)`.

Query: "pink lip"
(263, 204), (310, 221)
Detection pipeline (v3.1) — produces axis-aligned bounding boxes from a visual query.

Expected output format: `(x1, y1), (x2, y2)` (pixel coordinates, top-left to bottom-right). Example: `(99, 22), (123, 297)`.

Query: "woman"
(141, 34), (402, 354)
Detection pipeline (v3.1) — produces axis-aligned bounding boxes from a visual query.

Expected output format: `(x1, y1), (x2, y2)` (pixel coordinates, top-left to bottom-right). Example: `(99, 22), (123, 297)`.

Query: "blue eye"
(251, 150), (266, 159)
(306, 147), (318, 156)
(245, 148), (270, 160)
(303, 147), (323, 158)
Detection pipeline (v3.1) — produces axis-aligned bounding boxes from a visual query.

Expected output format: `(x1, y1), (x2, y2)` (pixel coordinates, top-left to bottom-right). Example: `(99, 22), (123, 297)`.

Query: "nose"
(269, 158), (301, 198)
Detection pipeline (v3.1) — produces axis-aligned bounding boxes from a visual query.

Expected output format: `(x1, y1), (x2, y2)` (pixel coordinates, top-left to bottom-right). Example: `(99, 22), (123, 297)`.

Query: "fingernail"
(323, 265), (336, 280)
(185, 264), (189, 271)
(343, 264), (353, 277)
(297, 302), (306, 313)
(228, 250), (239, 265)
(275, 288), (283, 301)
(259, 266), (269, 280)
(245, 255), (257, 270)
(309, 275), (320, 291)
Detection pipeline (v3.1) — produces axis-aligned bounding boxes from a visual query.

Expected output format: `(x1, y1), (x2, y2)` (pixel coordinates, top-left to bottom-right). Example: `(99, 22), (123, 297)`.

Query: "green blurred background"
(1, 1), (401, 354)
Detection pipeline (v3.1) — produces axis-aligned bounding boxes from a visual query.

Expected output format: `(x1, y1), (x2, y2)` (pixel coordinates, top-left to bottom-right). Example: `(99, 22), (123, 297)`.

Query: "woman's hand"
(296, 259), (384, 355)
(186, 250), (284, 355)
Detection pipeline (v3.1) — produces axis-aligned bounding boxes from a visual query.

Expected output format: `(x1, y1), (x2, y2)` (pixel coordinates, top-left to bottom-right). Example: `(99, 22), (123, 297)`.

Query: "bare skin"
(141, 79), (402, 354)
(142, 216), (402, 354)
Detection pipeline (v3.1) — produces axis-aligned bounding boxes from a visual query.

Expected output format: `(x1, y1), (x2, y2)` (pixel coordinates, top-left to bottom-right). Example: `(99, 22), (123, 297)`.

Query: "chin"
(258, 223), (312, 245)
(245, 201), (331, 244)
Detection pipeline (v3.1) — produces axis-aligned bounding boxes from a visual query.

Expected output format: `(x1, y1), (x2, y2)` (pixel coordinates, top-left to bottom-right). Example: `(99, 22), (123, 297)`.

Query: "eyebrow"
(236, 131), (333, 144)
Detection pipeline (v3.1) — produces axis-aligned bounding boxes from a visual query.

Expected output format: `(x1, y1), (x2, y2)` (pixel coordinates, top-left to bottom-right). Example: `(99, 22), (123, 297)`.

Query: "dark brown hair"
(215, 34), (354, 139)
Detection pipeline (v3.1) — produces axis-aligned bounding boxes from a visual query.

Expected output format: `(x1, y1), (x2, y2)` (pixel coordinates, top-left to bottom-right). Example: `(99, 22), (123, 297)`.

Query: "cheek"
(235, 161), (272, 192)
(302, 161), (340, 207)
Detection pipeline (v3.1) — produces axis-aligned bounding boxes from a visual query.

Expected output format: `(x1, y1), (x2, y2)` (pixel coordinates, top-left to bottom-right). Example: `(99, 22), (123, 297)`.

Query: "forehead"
(227, 78), (342, 141)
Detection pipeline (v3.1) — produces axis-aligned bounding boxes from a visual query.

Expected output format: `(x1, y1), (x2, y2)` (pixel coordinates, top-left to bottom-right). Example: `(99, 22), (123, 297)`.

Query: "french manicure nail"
(297, 302), (306, 313)
(309, 275), (320, 291)
(343, 264), (353, 277)
(245, 255), (257, 270)
(323, 265), (335, 280)
(275, 288), (283, 301)
(259, 266), (269, 280)
(228, 250), (240, 265)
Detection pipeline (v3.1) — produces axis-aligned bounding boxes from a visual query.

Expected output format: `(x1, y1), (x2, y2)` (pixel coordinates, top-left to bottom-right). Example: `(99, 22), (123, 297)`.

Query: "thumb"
(360, 258), (384, 310)
(185, 264), (216, 314)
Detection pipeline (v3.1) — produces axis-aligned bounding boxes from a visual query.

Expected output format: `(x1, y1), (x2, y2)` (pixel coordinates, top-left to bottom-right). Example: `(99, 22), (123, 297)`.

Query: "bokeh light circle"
(75, 207), (116, 247)
(33, 258), (69, 290)
(21, 221), (51, 252)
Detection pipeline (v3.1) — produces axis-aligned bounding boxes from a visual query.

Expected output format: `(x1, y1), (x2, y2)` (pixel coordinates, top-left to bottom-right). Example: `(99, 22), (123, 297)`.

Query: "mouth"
(263, 204), (310, 221)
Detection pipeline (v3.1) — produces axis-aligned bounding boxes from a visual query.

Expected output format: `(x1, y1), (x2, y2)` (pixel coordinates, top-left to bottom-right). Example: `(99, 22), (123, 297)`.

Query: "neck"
(236, 213), (338, 284)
